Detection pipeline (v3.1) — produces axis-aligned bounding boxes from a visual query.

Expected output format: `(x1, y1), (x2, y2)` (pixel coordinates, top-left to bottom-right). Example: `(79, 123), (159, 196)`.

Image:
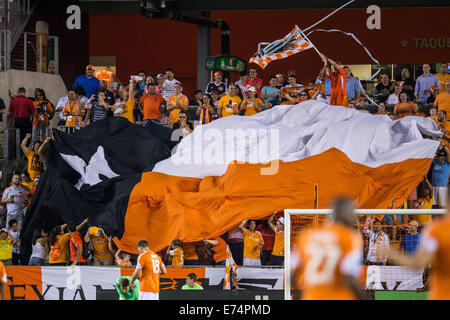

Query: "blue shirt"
(401, 233), (421, 255)
(261, 86), (280, 104)
(431, 158), (450, 187)
(346, 76), (361, 99)
(415, 74), (440, 103)
(73, 75), (100, 98)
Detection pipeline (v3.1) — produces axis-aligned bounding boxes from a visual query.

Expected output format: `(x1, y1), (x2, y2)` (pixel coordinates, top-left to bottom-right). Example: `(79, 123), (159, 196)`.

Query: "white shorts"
(139, 291), (159, 300)
(243, 257), (261, 266)
(432, 186), (447, 207)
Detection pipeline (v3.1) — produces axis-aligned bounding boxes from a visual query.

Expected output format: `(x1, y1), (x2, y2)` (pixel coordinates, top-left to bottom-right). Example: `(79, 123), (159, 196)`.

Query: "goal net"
(284, 209), (446, 300)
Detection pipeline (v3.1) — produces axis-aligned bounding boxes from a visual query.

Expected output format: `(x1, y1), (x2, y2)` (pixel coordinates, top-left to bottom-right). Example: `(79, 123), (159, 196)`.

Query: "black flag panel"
(20, 117), (175, 263)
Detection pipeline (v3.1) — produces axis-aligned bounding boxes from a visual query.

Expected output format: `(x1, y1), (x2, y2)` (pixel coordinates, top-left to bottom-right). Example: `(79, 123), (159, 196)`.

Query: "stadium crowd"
(0, 61), (449, 269)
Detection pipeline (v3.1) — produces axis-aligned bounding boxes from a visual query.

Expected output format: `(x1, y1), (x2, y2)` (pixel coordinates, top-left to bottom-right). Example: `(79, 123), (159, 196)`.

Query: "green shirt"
(181, 283), (204, 290)
(115, 276), (140, 300)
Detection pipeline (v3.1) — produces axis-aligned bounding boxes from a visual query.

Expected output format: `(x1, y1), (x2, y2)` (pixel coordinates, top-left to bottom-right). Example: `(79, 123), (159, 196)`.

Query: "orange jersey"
(0, 260), (6, 284)
(116, 257), (132, 267)
(91, 234), (113, 261)
(213, 237), (228, 263)
(32, 100), (54, 126)
(421, 216), (450, 300)
(137, 250), (164, 293)
(394, 102), (414, 118)
(271, 227), (284, 257)
(63, 100), (84, 126)
(242, 229), (264, 260)
(242, 98), (263, 116)
(168, 94), (189, 124)
(170, 247), (184, 267)
(329, 67), (347, 107)
(294, 223), (363, 300)
(95, 70), (113, 88)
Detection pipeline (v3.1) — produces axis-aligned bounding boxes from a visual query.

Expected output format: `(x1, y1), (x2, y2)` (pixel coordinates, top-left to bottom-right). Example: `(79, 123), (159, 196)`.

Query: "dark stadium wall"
(88, 7), (450, 99)
(88, 14), (198, 98)
(23, 13), (90, 93)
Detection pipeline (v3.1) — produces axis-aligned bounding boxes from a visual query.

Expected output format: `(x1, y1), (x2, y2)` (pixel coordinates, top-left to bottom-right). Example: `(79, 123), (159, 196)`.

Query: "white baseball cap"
(278, 217), (285, 225)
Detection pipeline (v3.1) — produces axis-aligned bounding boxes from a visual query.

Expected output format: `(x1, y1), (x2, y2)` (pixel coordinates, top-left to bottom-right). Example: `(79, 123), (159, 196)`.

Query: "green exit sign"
(205, 55), (246, 73)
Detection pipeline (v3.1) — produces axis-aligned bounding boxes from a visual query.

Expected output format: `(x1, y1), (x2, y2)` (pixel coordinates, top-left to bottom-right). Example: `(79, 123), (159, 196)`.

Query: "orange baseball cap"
(86, 64), (95, 70)
(409, 220), (418, 227)
(89, 226), (100, 235)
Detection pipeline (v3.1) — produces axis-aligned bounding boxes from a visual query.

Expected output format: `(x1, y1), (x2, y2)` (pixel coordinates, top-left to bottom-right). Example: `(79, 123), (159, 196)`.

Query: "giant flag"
(22, 101), (442, 257)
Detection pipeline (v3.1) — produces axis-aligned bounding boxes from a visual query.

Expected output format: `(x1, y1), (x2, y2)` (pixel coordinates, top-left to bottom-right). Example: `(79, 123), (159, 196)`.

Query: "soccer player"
(130, 239), (167, 300)
(291, 197), (364, 300)
(383, 188), (450, 300)
(115, 276), (140, 300)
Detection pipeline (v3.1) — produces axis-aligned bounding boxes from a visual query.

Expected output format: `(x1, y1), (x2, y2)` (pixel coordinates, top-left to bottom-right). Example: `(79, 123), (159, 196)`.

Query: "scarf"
(199, 106), (211, 125)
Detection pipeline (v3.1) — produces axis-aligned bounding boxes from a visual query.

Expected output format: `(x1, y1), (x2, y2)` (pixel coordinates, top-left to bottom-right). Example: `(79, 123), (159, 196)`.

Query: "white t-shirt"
(10, 229), (20, 254)
(56, 95), (69, 120)
(234, 80), (246, 90)
(386, 93), (399, 105)
(31, 239), (47, 260)
(161, 79), (180, 102)
(2, 186), (27, 216)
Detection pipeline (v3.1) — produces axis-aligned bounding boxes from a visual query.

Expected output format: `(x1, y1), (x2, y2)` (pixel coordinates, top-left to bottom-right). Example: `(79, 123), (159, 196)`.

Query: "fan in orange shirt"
(167, 83), (188, 126)
(166, 239), (184, 267)
(203, 237), (228, 265)
(383, 187), (450, 300)
(394, 92), (415, 119)
(320, 54), (347, 107)
(115, 249), (132, 267)
(291, 197), (365, 300)
(0, 260), (6, 300)
(268, 212), (284, 266)
(239, 87), (263, 116)
(238, 219), (264, 266)
(130, 239), (167, 300)
(95, 69), (114, 89)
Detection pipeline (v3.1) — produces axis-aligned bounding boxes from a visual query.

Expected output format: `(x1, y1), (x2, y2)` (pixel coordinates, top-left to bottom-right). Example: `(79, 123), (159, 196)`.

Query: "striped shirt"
(86, 99), (109, 122)
(346, 76), (361, 99)
(415, 74), (440, 103)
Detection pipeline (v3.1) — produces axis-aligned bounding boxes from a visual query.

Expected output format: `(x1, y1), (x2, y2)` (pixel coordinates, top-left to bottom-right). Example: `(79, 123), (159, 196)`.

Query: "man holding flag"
(320, 53), (347, 107)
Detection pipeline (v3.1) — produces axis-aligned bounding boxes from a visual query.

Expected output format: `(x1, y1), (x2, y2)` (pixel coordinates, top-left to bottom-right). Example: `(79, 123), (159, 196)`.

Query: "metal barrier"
(0, 127), (21, 161)
(10, 31), (59, 73)
(56, 126), (81, 134)
(0, 29), (10, 71)
(0, 0), (37, 72)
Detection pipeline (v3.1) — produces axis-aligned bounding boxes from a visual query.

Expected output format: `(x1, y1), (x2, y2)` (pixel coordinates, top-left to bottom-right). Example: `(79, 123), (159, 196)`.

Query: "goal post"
(284, 209), (447, 300)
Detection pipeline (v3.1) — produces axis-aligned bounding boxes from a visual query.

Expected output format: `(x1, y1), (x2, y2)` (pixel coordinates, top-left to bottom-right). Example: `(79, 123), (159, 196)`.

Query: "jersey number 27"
(304, 232), (342, 285)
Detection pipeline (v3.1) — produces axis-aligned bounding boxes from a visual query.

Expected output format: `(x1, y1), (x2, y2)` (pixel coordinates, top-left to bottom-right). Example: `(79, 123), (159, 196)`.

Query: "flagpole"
(296, 25), (322, 58)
